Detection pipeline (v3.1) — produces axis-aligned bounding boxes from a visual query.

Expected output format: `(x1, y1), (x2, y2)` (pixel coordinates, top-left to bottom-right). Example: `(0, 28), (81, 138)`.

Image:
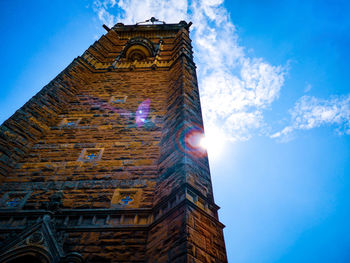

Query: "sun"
(199, 126), (226, 159)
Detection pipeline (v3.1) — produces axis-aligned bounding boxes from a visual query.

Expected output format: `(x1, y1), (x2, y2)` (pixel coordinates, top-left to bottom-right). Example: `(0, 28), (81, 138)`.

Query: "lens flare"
(175, 123), (206, 158)
(136, 99), (150, 127)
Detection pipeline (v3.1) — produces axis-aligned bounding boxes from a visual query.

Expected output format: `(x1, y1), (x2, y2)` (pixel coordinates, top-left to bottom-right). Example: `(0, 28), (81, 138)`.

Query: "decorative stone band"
(0, 179), (149, 191)
(80, 31), (193, 71)
(0, 183), (224, 232)
(81, 52), (171, 70)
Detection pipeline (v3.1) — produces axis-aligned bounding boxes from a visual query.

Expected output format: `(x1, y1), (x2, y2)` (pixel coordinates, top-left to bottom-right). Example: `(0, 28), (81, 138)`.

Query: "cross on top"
(87, 153), (97, 160)
(121, 196), (133, 205)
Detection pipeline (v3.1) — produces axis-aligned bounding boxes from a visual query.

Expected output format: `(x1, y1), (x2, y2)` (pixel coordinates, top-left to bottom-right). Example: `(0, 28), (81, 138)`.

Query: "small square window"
(78, 148), (104, 162)
(0, 191), (31, 210)
(59, 117), (82, 128)
(109, 95), (127, 104)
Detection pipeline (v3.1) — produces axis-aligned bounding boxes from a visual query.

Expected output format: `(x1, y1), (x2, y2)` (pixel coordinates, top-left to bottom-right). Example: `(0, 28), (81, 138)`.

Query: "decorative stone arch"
(0, 215), (84, 263)
(0, 246), (84, 263)
(0, 245), (52, 263)
(123, 37), (155, 61)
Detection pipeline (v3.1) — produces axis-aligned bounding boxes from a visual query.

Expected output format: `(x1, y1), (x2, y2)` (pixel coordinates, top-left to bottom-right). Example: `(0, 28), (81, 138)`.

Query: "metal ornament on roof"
(136, 17), (166, 25)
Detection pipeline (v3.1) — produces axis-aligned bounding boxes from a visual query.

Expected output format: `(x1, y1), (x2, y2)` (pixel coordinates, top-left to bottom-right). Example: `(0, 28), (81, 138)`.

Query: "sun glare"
(200, 126), (226, 159)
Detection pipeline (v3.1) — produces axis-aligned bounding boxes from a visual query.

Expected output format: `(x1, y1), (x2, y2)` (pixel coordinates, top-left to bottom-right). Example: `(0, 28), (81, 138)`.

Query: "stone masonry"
(0, 20), (227, 263)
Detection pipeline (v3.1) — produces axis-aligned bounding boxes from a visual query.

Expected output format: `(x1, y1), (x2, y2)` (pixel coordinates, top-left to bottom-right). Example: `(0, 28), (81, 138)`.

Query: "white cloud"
(116, 0), (188, 25)
(271, 95), (350, 140)
(93, 0), (118, 26)
(92, 0), (286, 142)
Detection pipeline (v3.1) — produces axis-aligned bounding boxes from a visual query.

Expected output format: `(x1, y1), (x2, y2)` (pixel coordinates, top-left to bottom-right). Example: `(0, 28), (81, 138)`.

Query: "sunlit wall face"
(81, 95), (155, 129)
(83, 94), (212, 160)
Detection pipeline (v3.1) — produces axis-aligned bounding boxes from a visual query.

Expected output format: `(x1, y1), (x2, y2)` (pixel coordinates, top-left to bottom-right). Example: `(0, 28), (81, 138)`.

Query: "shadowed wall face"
(0, 22), (227, 263)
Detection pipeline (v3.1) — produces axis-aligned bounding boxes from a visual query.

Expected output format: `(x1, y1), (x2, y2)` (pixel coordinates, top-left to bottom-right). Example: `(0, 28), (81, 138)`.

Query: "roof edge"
(111, 20), (192, 32)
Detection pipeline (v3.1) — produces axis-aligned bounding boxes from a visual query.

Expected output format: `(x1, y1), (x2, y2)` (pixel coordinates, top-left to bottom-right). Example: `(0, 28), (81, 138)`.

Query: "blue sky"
(1, 0), (350, 262)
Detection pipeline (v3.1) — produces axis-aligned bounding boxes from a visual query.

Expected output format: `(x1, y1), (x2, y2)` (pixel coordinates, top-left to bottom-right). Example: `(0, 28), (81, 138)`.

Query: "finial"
(136, 17), (166, 25)
(150, 17), (157, 24)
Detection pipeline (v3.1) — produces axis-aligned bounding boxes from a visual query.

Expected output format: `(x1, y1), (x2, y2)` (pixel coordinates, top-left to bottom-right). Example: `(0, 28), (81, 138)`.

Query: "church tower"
(0, 20), (227, 263)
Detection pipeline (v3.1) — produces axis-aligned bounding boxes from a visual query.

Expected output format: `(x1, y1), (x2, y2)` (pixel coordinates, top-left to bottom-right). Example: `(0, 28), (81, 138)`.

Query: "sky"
(1, 0), (350, 262)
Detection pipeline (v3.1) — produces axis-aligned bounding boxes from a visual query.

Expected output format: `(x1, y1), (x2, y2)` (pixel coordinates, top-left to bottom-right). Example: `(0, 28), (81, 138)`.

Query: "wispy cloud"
(304, 83), (312, 93)
(190, 1), (285, 141)
(271, 95), (350, 141)
(93, 0), (118, 26)
(92, 0), (286, 141)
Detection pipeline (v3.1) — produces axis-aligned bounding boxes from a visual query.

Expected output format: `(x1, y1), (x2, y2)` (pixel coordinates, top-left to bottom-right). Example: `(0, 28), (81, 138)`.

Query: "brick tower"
(0, 20), (227, 263)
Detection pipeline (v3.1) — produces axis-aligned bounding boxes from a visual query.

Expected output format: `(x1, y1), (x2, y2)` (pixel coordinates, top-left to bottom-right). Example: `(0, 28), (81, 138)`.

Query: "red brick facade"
(0, 21), (227, 263)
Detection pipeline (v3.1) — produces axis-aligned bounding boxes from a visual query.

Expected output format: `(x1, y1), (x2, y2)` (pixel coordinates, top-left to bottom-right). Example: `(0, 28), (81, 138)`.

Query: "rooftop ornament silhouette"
(136, 17), (166, 25)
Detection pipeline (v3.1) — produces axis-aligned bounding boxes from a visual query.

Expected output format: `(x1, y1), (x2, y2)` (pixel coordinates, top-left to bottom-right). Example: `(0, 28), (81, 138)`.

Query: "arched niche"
(123, 37), (155, 62)
(125, 44), (151, 61)
(1, 246), (51, 263)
